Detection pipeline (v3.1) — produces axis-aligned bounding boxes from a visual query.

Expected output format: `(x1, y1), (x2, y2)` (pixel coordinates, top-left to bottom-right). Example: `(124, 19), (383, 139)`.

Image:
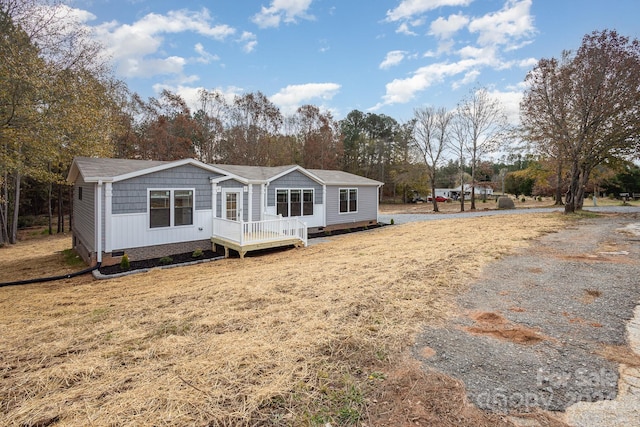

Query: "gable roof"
(67, 157), (383, 187)
(211, 164), (296, 181)
(308, 169), (383, 186)
(67, 157), (229, 183)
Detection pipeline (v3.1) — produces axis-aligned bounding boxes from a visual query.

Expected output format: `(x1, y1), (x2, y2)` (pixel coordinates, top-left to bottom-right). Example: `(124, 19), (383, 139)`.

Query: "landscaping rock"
(498, 196), (516, 209)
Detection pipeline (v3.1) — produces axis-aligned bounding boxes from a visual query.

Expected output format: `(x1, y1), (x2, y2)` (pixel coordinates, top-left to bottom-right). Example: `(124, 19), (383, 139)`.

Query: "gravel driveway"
(410, 211), (640, 419)
(378, 205), (640, 225)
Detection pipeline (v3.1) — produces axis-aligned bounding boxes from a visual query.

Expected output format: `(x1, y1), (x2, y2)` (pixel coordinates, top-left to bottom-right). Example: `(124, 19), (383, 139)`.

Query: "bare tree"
(413, 106), (452, 212)
(522, 30), (640, 213)
(456, 87), (509, 209)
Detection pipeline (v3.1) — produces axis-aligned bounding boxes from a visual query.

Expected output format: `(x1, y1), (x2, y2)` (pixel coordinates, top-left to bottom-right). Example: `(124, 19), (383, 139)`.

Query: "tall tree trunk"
(69, 186), (74, 232)
(47, 163), (53, 235)
(57, 184), (63, 233)
(470, 159), (476, 210)
(459, 155), (465, 212)
(0, 170), (8, 245)
(430, 170), (439, 213)
(554, 159), (564, 205)
(10, 172), (21, 244)
(564, 163), (580, 214)
(575, 166), (591, 211)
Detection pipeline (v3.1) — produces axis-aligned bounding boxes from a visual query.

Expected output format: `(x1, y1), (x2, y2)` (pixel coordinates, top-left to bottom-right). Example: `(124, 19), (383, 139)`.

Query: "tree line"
(2, 0), (640, 246)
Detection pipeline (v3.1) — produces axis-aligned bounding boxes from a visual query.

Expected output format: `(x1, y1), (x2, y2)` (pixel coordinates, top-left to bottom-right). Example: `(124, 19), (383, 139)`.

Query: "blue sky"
(66, 0), (640, 124)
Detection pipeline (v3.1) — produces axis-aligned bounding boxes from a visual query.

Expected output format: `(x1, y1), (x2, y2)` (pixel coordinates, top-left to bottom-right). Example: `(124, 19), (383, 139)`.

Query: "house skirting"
(97, 239), (214, 267)
(309, 219), (378, 234)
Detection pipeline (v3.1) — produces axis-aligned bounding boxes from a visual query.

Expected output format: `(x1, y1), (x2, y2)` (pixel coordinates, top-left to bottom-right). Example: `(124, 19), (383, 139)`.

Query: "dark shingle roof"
(68, 157), (383, 187)
(70, 157), (169, 181)
(308, 169), (382, 186)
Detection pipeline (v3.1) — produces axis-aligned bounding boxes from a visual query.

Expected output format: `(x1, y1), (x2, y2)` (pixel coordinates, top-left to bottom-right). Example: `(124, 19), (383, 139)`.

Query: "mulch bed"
(99, 249), (222, 276)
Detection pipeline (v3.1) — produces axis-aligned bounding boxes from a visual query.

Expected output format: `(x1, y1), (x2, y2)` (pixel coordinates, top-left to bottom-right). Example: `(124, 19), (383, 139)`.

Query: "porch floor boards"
(211, 235), (305, 259)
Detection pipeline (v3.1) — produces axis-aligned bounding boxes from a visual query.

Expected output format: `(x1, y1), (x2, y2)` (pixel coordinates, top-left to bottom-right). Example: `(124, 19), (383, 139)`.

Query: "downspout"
(96, 180), (103, 264)
(322, 185), (327, 227)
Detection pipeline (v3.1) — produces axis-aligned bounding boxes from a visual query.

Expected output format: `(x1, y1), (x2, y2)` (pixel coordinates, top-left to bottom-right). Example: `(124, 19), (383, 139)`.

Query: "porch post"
(248, 183), (253, 222)
(211, 181), (217, 236)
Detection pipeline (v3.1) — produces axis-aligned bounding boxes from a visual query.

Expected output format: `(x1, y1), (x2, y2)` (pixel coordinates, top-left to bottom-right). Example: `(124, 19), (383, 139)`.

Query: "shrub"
(120, 254), (130, 270)
(521, 197), (526, 202)
(192, 248), (203, 258)
(390, 218), (395, 225)
(537, 196), (542, 202)
(159, 256), (173, 265)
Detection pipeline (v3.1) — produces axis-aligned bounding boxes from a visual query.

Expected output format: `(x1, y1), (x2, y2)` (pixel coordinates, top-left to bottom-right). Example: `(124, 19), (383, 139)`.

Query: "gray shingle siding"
(267, 170), (323, 206)
(325, 185), (378, 226)
(73, 176), (95, 252)
(112, 165), (221, 214)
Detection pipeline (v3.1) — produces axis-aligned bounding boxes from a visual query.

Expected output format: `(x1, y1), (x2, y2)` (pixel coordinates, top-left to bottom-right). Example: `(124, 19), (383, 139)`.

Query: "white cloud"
(238, 32), (258, 53)
(371, 58), (480, 110)
(386, 0), (473, 22)
(380, 50), (408, 69)
(429, 13), (469, 39)
(487, 89), (523, 125)
(270, 83), (341, 115)
(252, 0), (315, 29)
(518, 57), (538, 68)
(194, 43), (220, 64)
(468, 0), (534, 48)
(396, 22), (418, 36)
(92, 9), (236, 78)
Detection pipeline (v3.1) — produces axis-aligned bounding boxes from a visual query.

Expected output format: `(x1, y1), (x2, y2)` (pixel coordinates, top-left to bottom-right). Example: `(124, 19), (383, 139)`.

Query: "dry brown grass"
(0, 213), (566, 426)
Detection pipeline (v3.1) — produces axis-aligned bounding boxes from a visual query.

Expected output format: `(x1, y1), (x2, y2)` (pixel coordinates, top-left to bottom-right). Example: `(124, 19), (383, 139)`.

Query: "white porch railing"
(213, 216), (308, 247)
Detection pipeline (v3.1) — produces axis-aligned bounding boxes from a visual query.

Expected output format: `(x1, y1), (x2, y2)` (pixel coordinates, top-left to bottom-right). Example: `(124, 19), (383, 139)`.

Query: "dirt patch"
(465, 311), (546, 345)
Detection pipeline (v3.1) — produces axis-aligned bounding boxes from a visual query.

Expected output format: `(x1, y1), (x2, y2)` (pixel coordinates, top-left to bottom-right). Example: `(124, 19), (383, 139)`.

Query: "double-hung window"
(149, 189), (193, 228)
(339, 188), (357, 213)
(276, 189), (314, 217)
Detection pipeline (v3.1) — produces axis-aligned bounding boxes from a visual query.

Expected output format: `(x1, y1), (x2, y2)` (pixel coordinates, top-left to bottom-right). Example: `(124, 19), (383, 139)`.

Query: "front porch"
(211, 216), (308, 258)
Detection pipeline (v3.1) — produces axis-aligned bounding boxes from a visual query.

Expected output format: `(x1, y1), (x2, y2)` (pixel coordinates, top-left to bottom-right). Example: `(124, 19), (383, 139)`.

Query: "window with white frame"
(339, 188), (357, 213)
(276, 189), (314, 217)
(149, 189), (193, 228)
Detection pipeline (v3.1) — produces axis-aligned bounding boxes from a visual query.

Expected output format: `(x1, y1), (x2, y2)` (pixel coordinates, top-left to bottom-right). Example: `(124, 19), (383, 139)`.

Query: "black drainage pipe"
(0, 263), (101, 288)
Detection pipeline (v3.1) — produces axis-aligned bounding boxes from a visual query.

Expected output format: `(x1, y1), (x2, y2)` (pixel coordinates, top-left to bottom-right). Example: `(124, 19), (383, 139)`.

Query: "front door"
(224, 190), (241, 221)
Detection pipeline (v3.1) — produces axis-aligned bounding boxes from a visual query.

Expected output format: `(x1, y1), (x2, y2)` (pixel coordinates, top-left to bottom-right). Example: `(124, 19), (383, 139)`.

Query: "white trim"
(338, 187), (359, 214)
(221, 188), (243, 221)
(96, 181), (103, 263)
(147, 187), (196, 229)
(275, 187), (316, 218)
(104, 182), (112, 253)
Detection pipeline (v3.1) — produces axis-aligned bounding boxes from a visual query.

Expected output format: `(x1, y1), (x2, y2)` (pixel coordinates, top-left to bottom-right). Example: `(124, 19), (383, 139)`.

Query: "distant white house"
(436, 184), (494, 201)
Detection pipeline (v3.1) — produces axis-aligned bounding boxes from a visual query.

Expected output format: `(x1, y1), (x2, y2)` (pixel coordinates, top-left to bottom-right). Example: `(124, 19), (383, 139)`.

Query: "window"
(225, 192), (238, 221)
(276, 189), (314, 217)
(339, 188), (358, 213)
(277, 190), (288, 217)
(149, 189), (194, 228)
(303, 189), (313, 216)
(174, 190), (193, 226)
(78, 187), (83, 201)
(290, 190), (302, 216)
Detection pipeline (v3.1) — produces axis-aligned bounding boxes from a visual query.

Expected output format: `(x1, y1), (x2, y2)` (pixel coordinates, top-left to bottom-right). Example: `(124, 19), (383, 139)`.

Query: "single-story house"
(448, 184), (494, 200)
(67, 157), (383, 265)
